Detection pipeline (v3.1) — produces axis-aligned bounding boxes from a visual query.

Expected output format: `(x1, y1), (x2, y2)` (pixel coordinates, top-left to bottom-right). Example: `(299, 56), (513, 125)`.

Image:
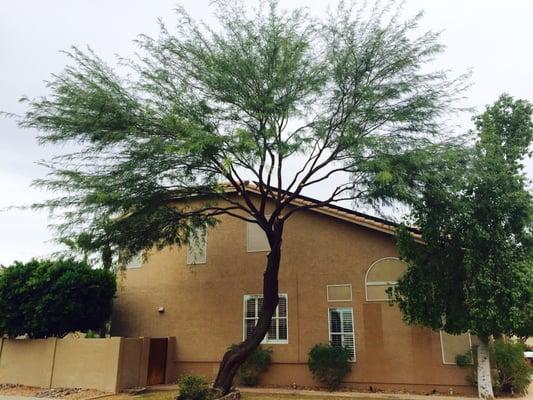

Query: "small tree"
(17, 0), (466, 393)
(0, 259), (117, 338)
(393, 95), (533, 400)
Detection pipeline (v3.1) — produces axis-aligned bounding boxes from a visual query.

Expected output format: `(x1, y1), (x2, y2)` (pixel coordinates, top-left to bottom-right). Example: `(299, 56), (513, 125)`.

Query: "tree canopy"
(17, 0), (468, 392)
(393, 94), (533, 338)
(19, 0), (466, 263)
(0, 258), (116, 338)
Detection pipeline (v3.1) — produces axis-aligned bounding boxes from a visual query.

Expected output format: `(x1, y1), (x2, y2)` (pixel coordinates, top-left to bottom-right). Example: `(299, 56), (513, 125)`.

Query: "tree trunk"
(477, 335), (494, 400)
(213, 220), (284, 395)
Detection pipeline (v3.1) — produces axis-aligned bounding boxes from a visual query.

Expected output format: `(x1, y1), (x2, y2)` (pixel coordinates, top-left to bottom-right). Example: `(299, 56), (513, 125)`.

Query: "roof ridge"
(239, 182), (420, 239)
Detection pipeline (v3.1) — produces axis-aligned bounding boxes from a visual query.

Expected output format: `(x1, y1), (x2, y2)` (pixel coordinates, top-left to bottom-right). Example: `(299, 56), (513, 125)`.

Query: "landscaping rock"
(217, 390), (240, 400)
(35, 388), (83, 398)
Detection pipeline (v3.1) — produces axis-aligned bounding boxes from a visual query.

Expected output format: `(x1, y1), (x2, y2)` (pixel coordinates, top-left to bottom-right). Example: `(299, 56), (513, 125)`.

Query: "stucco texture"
(0, 337), (148, 393)
(111, 196), (474, 394)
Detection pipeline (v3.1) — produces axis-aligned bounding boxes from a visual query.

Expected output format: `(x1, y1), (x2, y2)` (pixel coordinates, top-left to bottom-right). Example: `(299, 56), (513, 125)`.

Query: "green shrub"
(0, 258), (116, 338)
(230, 345), (272, 386)
(458, 341), (532, 395)
(493, 340), (532, 395)
(308, 343), (352, 390)
(85, 329), (98, 338)
(455, 352), (472, 367)
(177, 374), (212, 400)
(461, 344), (502, 393)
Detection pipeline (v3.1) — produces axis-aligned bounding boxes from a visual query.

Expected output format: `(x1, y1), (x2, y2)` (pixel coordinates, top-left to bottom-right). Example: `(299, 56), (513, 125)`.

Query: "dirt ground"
(0, 385), (107, 400)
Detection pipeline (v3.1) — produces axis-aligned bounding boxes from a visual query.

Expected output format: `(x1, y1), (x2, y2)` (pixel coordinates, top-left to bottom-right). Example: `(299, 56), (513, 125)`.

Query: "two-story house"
(111, 187), (474, 394)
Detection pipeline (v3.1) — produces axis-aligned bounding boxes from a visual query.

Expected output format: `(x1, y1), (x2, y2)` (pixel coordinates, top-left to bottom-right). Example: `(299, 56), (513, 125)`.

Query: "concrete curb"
(84, 394), (116, 400)
(238, 387), (476, 400)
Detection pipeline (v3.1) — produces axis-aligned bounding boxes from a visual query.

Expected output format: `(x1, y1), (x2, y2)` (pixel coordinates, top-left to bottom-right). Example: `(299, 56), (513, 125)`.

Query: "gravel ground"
(0, 385), (107, 400)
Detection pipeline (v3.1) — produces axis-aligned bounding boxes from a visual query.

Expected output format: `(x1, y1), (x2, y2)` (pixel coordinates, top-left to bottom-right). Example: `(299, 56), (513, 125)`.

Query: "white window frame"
(186, 226), (208, 265)
(365, 257), (403, 302)
(243, 294), (288, 344)
(246, 216), (271, 253)
(328, 307), (356, 362)
(326, 284), (353, 302)
(439, 331), (473, 365)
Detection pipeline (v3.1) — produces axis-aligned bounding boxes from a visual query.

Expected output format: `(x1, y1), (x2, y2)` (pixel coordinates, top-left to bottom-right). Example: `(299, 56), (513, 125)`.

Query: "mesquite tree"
(18, 1), (466, 393)
(393, 95), (533, 400)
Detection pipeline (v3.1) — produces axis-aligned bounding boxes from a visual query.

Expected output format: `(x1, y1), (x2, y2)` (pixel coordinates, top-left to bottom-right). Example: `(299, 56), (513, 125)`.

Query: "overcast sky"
(1, 0), (533, 265)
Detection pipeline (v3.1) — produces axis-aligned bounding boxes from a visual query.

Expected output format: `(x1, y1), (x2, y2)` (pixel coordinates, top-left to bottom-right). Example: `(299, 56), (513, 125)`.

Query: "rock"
(125, 387), (147, 395)
(217, 390), (241, 400)
(35, 387), (83, 398)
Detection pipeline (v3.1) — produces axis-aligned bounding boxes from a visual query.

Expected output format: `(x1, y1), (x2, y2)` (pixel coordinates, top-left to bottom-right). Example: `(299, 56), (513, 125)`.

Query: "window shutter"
(329, 307), (355, 360)
(246, 219), (270, 252)
(187, 226), (207, 264)
(243, 294), (288, 344)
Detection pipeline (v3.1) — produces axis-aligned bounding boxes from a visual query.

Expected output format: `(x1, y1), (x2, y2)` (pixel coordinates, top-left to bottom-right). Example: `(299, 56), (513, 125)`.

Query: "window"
(243, 294), (288, 344)
(328, 307), (355, 360)
(440, 331), (472, 364)
(187, 226), (207, 265)
(327, 284), (352, 302)
(246, 219), (270, 252)
(125, 253), (143, 269)
(365, 257), (407, 301)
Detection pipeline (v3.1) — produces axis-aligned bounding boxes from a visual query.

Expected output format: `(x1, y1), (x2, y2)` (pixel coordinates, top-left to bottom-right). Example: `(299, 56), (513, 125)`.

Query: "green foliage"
(0, 259), (116, 338)
(308, 343), (352, 390)
(455, 352), (472, 367)
(462, 344), (502, 393)
(16, 0), (469, 389)
(177, 374), (216, 400)
(460, 341), (532, 395)
(393, 95), (533, 338)
(493, 340), (533, 395)
(230, 344), (272, 386)
(84, 329), (98, 338)
(17, 0), (467, 266)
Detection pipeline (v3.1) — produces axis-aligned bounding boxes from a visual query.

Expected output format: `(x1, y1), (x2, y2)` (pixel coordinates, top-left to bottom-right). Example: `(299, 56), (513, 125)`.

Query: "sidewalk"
(526, 381), (533, 400)
(0, 397), (51, 400)
(239, 387), (475, 400)
(146, 384), (476, 400)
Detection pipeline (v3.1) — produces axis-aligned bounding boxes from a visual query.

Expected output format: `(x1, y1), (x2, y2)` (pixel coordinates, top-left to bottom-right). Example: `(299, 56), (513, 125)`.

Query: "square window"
(243, 294), (288, 344)
(246, 219), (270, 252)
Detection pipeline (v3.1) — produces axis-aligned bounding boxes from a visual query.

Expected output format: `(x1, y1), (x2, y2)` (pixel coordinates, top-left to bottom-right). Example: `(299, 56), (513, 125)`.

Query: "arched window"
(365, 257), (407, 301)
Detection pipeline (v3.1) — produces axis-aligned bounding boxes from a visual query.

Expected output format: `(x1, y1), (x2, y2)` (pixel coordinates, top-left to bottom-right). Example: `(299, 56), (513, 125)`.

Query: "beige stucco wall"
(0, 338), (57, 388)
(51, 338), (122, 393)
(0, 337), (147, 393)
(111, 195), (474, 394)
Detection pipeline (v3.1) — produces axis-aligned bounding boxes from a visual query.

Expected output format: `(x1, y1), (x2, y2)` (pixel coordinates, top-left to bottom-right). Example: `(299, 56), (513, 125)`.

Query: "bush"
(458, 341), (532, 395)
(493, 340), (532, 395)
(0, 258), (116, 338)
(230, 345), (272, 386)
(459, 344), (502, 393)
(177, 374), (212, 400)
(455, 352), (472, 367)
(308, 343), (352, 390)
